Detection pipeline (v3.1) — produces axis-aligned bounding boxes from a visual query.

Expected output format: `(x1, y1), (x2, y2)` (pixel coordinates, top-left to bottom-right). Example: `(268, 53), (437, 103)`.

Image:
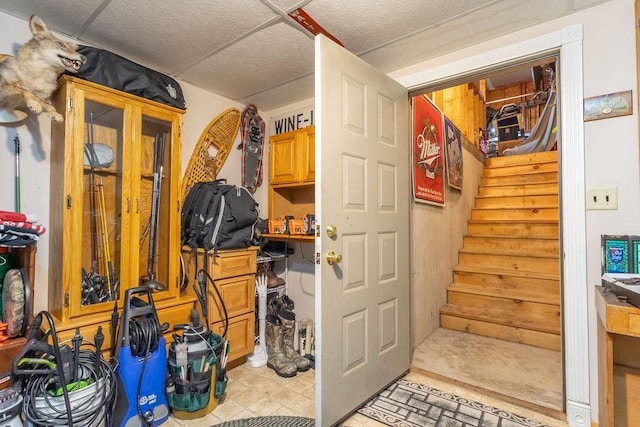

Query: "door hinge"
(315, 252), (321, 264)
(67, 99), (73, 112)
(64, 293), (69, 307)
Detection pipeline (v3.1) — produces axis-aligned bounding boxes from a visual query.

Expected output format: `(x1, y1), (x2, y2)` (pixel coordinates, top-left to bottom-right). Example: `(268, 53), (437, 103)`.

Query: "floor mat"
(211, 416), (314, 426)
(358, 378), (552, 427)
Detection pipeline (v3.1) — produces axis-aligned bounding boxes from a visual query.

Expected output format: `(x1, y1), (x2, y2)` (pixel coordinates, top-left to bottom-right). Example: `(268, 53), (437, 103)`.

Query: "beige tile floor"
(164, 361), (568, 426)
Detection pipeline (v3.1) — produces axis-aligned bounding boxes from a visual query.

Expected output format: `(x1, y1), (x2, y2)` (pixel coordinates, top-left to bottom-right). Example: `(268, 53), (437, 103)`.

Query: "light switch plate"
(586, 187), (618, 210)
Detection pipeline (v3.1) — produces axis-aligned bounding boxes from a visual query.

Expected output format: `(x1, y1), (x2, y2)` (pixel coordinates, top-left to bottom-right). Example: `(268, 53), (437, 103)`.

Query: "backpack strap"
(205, 193), (226, 251)
(187, 183), (217, 248)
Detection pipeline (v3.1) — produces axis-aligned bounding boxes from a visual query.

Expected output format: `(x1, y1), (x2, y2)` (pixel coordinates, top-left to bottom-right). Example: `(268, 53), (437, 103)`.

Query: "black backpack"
(181, 180), (259, 251)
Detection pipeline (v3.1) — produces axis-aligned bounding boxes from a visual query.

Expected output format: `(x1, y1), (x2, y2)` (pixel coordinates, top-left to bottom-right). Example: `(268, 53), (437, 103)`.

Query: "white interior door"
(314, 34), (410, 426)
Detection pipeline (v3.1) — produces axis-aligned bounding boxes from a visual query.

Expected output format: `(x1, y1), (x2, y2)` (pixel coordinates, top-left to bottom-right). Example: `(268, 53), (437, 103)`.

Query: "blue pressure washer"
(113, 287), (169, 427)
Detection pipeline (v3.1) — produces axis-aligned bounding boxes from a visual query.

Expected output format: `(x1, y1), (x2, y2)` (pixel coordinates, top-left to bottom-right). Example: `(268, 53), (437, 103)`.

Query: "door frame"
(394, 25), (589, 425)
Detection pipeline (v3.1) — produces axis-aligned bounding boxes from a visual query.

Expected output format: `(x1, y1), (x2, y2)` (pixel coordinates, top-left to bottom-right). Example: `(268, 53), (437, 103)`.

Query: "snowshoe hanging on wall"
(237, 104), (265, 194)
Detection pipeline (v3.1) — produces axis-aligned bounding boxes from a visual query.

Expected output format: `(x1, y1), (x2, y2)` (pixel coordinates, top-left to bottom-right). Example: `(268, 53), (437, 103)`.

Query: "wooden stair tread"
(453, 264), (559, 281)
(440, 303), (561, 335)
(448, 282), (560, 305)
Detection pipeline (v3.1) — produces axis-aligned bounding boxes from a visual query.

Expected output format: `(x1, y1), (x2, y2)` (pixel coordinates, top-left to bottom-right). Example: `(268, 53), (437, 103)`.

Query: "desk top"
(596, 285), (640, 337)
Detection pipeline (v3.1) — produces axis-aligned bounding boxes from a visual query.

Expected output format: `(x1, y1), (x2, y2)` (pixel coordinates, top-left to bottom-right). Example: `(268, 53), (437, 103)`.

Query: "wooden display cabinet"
(48, 76), (194, 347)
(265, 126), (316, 242)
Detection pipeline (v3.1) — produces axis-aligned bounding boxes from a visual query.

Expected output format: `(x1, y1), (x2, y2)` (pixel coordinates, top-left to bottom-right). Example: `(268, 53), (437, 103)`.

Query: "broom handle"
(14, 135), (20, 211)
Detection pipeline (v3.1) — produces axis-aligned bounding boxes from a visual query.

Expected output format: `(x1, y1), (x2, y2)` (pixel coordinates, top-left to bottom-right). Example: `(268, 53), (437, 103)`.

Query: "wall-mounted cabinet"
(269, 126), (315, 185)
(266, 127), (315, 242)
(49, 76), (194, 345)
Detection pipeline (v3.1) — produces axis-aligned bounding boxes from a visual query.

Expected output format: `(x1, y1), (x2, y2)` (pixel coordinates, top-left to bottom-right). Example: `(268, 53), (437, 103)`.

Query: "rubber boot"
(265, 313), (297, 377)
(267, 294), (295, 316)
(278, 309), (311, 372)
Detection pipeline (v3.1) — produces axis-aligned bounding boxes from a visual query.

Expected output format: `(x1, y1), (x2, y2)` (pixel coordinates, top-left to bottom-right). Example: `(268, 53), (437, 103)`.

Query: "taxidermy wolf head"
(0, 15), (86, 122)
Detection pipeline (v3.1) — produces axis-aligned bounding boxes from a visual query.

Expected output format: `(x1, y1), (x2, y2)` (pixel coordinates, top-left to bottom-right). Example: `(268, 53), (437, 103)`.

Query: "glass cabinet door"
(137, 114), (173, 294)
(79, 99), (124, 308)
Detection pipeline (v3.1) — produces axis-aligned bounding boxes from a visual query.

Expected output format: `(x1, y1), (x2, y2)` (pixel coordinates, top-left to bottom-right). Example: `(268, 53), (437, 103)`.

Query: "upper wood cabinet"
(266, 126), (315, 241)
(269, 126), (315, 185)
(49, 76), (193, 343)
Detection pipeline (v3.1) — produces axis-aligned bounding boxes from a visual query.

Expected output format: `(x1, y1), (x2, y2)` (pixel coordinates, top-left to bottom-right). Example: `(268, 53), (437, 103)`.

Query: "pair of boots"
(257, 261), (285, 288)
(265, 295), (310, 377)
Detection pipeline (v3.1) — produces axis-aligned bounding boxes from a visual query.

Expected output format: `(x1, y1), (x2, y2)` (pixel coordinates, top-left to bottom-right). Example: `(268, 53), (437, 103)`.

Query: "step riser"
(453, 271), (560, 295)
(481, 173), (557, 186)
(477, 183), (558, 197)
(475, 195), (558, 209)
(467, 223), (558, 238)
(483, 163), (558, 178)
(441, 315), (561, 351)
(486, 151), (558, 168)
(471, 208), (558, 221)
(462, 236), (559, 255)
(458, 253), (559, 274)
(447, 291), (560, 320)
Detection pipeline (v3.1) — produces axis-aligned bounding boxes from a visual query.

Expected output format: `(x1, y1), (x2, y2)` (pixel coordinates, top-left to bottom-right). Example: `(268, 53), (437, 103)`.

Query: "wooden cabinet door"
(269, 131), (298, 184)
(299, 127), (315, 183)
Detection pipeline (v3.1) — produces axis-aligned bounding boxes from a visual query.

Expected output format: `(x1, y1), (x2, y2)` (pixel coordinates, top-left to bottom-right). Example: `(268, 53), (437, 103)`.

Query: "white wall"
(390, 0), (639, 423)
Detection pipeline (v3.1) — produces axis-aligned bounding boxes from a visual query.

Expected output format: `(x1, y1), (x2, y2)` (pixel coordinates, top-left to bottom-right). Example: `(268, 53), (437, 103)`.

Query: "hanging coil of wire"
(21, 340), (117, 426)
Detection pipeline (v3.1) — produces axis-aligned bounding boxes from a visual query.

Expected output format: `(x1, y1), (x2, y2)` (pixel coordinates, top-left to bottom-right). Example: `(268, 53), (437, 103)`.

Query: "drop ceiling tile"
(302, 0), (498, 54)
(0, 0), (102, 36)
(80, 0), (279, 75)
(360, 0), (572, 73)
(268, 0), (306, 12)
(181, 22), (314, 101)
(245, 74), (315, 111)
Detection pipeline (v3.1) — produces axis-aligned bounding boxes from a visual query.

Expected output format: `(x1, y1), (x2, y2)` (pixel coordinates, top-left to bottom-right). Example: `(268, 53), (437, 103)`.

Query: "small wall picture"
(443, 116), (463, 190)
(584, 90), (632, 122)
(601, 235), (640, 274)
(602, 236), (630, 274)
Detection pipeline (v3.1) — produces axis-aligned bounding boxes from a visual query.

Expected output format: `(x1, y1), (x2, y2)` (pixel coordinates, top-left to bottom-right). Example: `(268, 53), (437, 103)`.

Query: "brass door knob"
(326, 250), (343, 265)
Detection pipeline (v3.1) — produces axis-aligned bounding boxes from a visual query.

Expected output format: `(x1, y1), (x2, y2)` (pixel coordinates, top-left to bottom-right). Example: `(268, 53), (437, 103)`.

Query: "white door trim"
(394, 25), (590, 426)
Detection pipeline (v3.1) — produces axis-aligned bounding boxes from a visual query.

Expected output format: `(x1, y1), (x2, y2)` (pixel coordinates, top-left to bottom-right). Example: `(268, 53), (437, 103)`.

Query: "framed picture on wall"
(443, 116), (463, 190)
(412, 94), (445, 206)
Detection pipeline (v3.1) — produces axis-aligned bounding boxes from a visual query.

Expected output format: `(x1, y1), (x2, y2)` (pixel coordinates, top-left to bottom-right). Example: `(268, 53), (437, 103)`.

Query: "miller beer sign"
(412, 95), (445, 205)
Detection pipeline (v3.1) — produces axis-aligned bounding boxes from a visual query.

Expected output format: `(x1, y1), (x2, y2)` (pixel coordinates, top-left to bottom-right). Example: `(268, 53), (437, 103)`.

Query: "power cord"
(20, 312), (117, 426)
(197, 268), (229, 338)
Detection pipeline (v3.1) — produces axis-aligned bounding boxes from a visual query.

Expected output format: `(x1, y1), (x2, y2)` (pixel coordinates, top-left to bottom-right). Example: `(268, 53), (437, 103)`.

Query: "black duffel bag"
(69, 45), (186, 110)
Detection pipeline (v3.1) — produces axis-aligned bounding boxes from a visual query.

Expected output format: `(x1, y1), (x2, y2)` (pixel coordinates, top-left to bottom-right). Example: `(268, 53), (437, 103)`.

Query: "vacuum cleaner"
(113, 287), (169, 427)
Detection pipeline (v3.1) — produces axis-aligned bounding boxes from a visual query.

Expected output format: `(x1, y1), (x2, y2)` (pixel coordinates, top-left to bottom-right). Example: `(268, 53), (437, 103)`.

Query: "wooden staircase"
(440, 150), (561, 351)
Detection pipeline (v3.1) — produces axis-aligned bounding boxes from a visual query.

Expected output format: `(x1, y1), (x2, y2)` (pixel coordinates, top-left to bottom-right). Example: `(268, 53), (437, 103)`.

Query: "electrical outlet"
(586, 187), (618, 210)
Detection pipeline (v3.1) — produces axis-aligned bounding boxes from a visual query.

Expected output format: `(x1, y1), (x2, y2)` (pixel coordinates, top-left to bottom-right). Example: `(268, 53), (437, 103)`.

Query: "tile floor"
(164, 356), (568, 427)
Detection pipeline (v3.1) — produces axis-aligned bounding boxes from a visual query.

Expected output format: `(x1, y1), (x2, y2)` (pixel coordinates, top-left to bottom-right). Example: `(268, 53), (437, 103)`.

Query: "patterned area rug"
(212, 416), (314, 426)
(358, 378), (551, 427)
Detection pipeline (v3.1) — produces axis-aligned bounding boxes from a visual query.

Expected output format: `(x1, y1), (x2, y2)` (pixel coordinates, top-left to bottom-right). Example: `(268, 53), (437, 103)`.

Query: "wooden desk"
(596, 285), (640, 426)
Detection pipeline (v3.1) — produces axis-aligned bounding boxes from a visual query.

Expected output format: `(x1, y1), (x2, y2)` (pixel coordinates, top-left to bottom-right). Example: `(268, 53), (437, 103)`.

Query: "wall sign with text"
(412, 95), (445, 206)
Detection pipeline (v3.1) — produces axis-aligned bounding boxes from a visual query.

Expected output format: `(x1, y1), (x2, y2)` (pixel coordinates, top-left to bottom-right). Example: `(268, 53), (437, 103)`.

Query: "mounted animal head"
(20, 15), (85, 74)
(0, 15), (86, 122)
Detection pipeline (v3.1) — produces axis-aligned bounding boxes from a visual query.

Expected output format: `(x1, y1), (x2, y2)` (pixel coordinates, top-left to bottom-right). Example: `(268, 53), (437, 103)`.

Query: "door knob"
(326, 250), (342, 265)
